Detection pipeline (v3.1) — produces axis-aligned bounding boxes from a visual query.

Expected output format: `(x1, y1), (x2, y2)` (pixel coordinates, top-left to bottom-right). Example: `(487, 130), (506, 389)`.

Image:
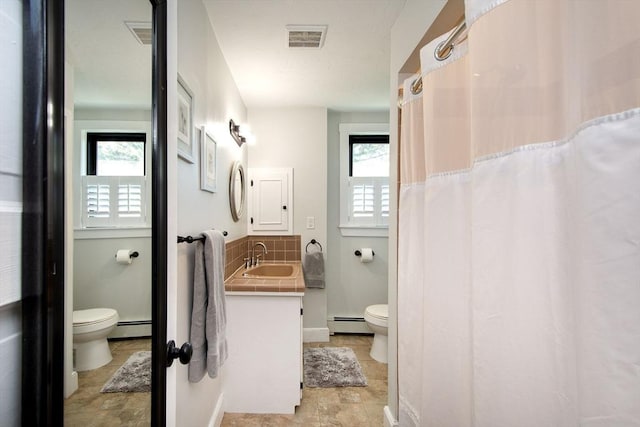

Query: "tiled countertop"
(224, 260), (305, 293)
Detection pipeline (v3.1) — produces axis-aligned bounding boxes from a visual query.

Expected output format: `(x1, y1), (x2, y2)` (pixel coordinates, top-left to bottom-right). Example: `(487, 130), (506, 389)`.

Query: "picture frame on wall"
(200, 127), (217, 192)
(177, 75), (195, 163)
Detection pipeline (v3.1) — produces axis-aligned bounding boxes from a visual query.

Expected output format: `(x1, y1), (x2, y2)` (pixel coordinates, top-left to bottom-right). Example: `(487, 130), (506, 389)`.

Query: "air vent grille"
(125, 21), (152, 46)
(286, 25), (327, 49)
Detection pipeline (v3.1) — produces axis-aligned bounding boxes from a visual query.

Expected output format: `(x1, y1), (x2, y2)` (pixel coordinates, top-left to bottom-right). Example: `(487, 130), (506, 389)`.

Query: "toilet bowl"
(364, 304), (388, 364)
(73, 308), (119, 372)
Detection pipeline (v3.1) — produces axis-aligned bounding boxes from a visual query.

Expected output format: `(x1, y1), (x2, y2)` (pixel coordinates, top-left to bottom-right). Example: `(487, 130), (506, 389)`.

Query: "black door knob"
(166, 340), (193, 367)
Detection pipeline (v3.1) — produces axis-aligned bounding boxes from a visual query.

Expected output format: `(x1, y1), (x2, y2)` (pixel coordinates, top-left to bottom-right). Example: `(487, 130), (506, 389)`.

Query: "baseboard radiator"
(328, 316), (371, 334)
(111, 320), (152, 339)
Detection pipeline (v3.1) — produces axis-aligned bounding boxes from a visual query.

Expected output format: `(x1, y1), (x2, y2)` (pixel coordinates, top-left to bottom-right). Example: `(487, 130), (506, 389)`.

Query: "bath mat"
(101, 351), (151, 393)
(303, 347), (367, 388)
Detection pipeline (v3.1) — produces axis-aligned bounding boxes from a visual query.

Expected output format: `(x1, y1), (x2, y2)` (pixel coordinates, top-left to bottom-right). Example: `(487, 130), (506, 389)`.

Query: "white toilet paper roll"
(359, 248), (374, 263)
(116, 249), (133, 265)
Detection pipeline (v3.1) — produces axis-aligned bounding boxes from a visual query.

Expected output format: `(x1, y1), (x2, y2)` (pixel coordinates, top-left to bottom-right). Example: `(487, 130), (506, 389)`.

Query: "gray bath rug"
(303, 347), (367, 388)
(101, 351), (151, 393)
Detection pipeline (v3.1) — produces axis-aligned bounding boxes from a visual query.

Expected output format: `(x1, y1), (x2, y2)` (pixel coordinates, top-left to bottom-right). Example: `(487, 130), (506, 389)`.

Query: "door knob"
(166, 340), (193, 367)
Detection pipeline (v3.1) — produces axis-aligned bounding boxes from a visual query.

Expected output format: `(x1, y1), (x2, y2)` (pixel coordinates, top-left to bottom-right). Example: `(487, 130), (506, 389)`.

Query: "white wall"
(64, 61), (78, 396)
(73, 235), (152, 325)
(0, 1), (22, 422)
(247, 107), (328, 335)
(71, 111), (153, 337)
(326, 111), (389, 326)
(171, 0), (248, 425)
(387, 0), (448, 423)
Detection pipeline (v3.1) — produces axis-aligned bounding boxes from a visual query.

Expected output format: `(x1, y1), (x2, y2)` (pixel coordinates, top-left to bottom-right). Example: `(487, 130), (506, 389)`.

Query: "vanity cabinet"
(224, 293), (303, 414)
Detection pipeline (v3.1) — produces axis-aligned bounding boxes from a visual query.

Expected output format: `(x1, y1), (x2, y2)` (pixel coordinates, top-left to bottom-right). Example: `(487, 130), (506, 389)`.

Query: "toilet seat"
(73, 308), (118, 334)
(365, 304), (388, 321)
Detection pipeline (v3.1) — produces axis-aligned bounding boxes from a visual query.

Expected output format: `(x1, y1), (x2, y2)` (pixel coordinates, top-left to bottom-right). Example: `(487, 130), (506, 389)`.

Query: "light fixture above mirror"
(229, 119), (246, 146)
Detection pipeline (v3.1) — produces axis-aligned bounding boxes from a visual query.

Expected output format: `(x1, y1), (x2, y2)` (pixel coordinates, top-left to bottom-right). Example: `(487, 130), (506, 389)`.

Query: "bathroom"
(60, 0), (392, 424)
(6, 0), (639, 425)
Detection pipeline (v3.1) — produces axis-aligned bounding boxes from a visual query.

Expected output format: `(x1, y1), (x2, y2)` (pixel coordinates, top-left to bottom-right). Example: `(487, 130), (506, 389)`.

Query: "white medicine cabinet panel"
(248, 168), (293, 235)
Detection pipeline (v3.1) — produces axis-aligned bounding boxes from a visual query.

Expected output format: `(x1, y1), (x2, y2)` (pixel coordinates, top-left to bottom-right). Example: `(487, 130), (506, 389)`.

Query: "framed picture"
(200, 127), (217, 192)
(177, 75), (195, 163)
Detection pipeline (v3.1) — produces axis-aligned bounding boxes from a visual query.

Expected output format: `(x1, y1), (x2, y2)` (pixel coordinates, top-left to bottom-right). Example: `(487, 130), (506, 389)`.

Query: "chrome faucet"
(250, 242), (268, 267)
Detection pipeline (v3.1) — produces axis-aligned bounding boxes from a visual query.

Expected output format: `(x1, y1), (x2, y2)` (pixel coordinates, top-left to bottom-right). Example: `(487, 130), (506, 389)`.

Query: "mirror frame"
(229, 161), (246, 222)
(24, 0), (166, 424)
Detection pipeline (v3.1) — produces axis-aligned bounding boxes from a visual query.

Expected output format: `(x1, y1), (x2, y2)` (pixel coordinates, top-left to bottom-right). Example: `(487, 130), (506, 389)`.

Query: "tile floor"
(64, 338), (152, 427)
(63, 334), (387, 427)
(221, 334), (388, 427)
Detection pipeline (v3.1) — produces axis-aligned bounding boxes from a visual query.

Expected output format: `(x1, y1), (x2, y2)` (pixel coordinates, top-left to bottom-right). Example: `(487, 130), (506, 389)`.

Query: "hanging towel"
(303, 251), (325, 289)
(188, 230), (228, 382)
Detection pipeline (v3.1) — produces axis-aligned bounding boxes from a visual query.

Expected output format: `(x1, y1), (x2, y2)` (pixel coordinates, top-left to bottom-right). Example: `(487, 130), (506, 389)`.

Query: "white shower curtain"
(397, 1), (640, 426)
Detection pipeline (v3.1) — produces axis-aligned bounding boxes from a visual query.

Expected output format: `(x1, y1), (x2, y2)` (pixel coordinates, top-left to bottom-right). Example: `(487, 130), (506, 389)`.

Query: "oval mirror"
(229, 161), (245, 222)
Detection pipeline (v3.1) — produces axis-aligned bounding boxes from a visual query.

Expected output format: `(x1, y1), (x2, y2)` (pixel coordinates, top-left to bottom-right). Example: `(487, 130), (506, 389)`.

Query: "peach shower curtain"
(397, 0), (640, 426)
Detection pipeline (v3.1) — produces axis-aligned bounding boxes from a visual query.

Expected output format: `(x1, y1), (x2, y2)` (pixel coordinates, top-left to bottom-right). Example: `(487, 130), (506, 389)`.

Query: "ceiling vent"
(125, 21), (153, 46)
(286, 25), (327, 48)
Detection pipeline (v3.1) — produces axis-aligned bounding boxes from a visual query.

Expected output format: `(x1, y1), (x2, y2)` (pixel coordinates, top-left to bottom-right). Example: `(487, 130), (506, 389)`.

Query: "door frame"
(21, 0), (65, 423)
(21, 0), (169, 424)
(150, 0), (169, 425)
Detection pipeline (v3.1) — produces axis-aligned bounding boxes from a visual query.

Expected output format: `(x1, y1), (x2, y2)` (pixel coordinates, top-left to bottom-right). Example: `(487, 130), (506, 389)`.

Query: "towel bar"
(177, 230), (228, 243)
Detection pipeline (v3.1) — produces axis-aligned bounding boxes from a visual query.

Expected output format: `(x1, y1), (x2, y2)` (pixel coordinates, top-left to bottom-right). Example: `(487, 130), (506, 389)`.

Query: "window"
(86, 132), (145, 176)
(82, 132), (148, 228)
(339, 123), (390, 236)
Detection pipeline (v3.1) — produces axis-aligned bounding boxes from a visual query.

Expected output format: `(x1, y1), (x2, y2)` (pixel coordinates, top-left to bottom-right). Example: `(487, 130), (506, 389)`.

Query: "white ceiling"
(65, 0), (405, 112)
(203, 0), (406, 111)
(66, 0), (152, 110)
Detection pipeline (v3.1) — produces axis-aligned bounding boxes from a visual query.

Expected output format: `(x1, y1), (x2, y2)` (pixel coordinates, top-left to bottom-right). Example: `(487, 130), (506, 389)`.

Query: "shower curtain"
(397, 1), (640, 426)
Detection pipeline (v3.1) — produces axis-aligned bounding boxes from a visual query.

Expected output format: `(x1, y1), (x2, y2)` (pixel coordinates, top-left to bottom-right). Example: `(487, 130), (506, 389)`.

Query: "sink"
(241, 263), (296, 278)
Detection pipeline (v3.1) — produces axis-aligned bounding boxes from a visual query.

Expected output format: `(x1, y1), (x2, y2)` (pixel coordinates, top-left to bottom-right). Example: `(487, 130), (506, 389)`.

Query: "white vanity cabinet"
(224, 292), (303, 414)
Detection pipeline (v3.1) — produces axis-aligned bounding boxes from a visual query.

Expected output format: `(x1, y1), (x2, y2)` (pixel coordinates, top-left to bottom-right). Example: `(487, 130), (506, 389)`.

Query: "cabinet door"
(248, 168), (293, 234)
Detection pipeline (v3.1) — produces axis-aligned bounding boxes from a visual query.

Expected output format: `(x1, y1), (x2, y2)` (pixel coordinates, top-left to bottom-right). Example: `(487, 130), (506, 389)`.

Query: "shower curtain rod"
(410, 17), (466, 95)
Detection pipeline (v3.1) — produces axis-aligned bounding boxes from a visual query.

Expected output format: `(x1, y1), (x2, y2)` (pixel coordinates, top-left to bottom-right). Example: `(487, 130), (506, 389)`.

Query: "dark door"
(12, 0), (168, 425)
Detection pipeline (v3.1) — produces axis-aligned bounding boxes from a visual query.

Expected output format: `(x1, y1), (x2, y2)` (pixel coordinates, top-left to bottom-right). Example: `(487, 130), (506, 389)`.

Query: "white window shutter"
(82, 176), (146, 228)
(348, 176), (390, 226)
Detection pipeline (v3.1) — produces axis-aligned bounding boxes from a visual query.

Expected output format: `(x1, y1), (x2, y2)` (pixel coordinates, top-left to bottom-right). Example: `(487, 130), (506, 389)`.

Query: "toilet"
(364, 304), (388, 364)
(73, 308), (119, 371)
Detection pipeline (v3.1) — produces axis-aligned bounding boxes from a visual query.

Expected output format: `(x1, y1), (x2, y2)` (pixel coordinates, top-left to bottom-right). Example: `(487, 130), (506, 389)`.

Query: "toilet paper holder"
(115, 250), (139, 259)
(354, 249), (375, 257)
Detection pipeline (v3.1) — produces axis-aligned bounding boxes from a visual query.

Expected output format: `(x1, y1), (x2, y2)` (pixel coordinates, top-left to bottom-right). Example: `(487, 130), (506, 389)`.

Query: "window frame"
(86, 132), (146, 176)
(339, 123), (390, 237)
(348, 134), (389, 177)
(78, 129), (151, 230)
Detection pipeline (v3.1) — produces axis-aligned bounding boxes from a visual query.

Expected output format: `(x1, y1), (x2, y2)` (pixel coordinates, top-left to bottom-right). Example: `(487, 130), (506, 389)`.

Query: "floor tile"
(221, 333), (387, 426)
(64, 338), (151, 426)
(65, 334), (386, 426)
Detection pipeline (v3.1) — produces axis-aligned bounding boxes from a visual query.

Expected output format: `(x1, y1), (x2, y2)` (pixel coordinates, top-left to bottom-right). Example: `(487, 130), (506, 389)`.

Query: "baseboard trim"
(384, 405), (399, 427)
(209, 392), (225, 427)
(303, 327), (330, 343)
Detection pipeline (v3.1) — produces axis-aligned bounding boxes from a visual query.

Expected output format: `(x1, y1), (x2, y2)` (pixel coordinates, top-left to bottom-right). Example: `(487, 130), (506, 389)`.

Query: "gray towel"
(188, 230), (228, 382)
(303, 251), (325, 289)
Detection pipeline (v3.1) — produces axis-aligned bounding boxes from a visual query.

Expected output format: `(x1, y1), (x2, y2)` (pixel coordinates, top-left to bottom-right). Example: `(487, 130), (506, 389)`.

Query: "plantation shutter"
(348, 177), (388, 226)
(82, 176), (146, 227)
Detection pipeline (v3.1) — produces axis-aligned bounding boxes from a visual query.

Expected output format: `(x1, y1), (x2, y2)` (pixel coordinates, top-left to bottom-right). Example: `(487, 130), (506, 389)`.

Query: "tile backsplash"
(224, 235), (301, 280)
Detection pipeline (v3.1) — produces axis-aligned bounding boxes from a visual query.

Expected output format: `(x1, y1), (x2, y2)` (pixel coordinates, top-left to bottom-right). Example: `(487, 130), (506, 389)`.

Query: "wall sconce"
(229, 119), (246, 146)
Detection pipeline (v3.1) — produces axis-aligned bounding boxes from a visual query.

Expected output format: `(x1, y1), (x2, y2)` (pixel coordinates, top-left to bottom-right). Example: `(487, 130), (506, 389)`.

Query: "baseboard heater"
(118, 320), (152, 326)
(333, 316), (365, 322)
(329, 316), (370, 334)
(112, 320), (152, 339)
